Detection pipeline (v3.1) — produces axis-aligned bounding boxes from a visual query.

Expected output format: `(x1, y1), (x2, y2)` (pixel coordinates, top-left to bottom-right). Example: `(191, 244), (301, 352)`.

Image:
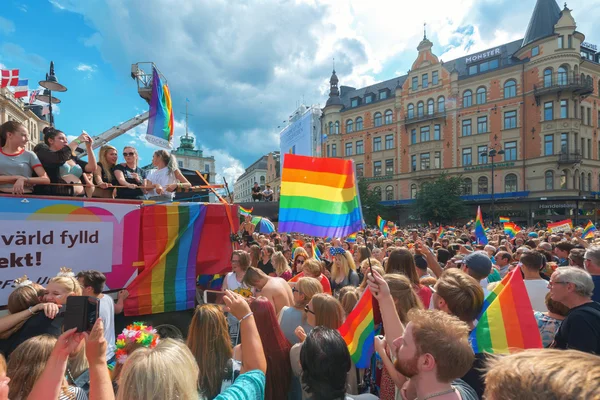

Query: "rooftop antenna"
(182, 99), (194, 139)
(424, 22), (427, 40)
(333, 57), (335, 73)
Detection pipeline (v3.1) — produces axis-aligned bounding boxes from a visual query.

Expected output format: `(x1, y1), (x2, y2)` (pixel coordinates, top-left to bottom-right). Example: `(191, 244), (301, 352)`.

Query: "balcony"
(534, 73), (594, 104)
(404, 111), (446, 126)
(558, 150), (582, 164)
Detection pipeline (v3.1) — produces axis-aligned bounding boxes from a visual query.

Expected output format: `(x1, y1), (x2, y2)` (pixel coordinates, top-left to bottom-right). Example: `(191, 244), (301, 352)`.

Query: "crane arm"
(77, 111), (149, 156)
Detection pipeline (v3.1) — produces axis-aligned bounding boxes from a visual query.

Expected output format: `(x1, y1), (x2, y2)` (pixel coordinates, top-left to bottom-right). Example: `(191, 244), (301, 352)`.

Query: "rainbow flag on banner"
(125, 204), (206, 316)
(475, 206), (488, 245)
(338, 287), (375, 368)
(145, 66), (174, 149)
(346, 232), (357, 243)
(239, 206), (253, 216)
(582, 220), (596, 239)
(278, 154), (364, 237)
(503, 222), (521, 239)
(547, 219), (573, 233)
(470, 268), (542, 354)
(499, 216), (510, 223)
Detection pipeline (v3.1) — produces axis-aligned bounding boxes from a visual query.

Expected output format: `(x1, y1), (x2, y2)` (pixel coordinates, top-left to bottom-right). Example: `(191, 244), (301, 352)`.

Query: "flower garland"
(115, 322), (159, 364)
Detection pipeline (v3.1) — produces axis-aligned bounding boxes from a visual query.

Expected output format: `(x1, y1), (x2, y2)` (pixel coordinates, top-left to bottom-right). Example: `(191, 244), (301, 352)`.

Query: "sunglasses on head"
(123, 152), (135, 156)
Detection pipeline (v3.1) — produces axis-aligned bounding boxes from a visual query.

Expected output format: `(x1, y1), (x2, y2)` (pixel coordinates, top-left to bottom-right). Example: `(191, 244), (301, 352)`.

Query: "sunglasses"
(292, 287), (302, 294)
(296, 259), (305, 264)
(123, 152), (135, 156)
(304, 304), (315, 315)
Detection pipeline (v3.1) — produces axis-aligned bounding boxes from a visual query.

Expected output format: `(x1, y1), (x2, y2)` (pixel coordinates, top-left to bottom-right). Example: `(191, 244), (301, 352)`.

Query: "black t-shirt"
(113, 164), (146, 199)
(0, 312), (62, 359)
(252, 186), (261, 194)
(34, 144), (88, 196)
(258, 259), (275, 275)
(461, 352), (487, 399)
(553, 301), (600, 354)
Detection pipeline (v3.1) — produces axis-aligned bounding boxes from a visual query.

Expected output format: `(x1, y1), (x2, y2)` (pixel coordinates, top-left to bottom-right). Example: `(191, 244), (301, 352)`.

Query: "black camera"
(64, 296), (99, 333)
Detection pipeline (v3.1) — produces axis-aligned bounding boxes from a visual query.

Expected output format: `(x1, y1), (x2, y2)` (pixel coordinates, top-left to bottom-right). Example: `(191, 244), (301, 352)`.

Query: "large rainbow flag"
(474, 206), (488, 245)
(470, 268), (542, 354)
(582, 220), (597, 239)
(278, 154), (364, 237)
(125, 204), (206, 316)
(146, 66), (174, 149)
(503, 222), (521, 239)
(338, 287), (375, 368)
(547, 219), (573, 233)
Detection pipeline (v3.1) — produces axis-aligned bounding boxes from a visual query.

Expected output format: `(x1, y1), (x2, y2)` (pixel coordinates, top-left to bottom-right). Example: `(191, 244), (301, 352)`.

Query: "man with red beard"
(368, 271), (478, 400)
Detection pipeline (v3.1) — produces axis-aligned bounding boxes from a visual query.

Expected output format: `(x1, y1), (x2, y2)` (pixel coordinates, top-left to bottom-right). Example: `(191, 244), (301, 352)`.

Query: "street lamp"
(480, 147), (505, 224)
(37, 61), (67, 127)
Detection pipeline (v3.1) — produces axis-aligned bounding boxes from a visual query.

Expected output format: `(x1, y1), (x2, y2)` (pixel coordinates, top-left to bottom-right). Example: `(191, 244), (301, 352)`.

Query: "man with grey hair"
(549, 267), (600, 354)
(583, 246), (600, 302)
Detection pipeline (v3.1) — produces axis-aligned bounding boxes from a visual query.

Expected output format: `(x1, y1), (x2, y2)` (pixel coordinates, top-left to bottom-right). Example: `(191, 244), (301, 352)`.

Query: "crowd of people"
(0, 121), (191, 200)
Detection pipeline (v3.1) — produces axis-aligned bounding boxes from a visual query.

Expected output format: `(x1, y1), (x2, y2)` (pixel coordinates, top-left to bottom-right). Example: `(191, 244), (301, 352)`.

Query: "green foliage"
(412, 173), (467, 223)
(357, 178), (386, 226)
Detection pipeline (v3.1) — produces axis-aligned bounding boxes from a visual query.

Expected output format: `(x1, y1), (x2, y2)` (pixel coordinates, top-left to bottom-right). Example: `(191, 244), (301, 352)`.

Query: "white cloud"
(0, 16), (15, 35)
(48, 0), (67, 10)
(75, 63), (98, 79)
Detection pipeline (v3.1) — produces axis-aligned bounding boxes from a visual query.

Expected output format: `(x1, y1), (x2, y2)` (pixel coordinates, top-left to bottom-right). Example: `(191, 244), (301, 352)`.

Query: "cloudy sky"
(1, 0), (599, 184)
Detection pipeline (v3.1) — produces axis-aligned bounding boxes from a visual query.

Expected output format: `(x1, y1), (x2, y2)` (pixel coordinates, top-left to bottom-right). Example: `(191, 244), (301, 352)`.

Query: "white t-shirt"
(98, 294), (116, 360)
(523, 279), (550, 312)
(146, 167), (178, 199)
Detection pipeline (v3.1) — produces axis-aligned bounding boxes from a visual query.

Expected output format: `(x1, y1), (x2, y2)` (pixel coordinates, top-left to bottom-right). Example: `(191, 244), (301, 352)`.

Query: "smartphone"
(64, 296), (99, 333)
(203, 290), (226, 305)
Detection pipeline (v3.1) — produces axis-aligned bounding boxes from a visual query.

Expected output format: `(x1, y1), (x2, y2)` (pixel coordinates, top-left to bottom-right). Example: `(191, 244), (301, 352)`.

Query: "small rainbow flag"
(376, 215), (386, 232)
(475, 206), (488, 245)
(278, 154), (364, 237)
(239, 206), (253, 216)
(582, 220), (596, 239)
(338, 287), (375, 368)
(470, 268), (542, 354)
(311, 239), (321, 260)
(145, 66), (174, 149)
(125, 204), (206, 316)
(346, 232), (357, 243)
(437, 226), (446, 239)
(499, 216), (510, 223)
(503, 222), (521, 238)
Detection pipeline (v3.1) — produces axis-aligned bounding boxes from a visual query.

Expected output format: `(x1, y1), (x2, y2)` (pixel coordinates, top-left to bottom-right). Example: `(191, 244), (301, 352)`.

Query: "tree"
(413, 173), (467, 223)
(357, 178), (386, 226)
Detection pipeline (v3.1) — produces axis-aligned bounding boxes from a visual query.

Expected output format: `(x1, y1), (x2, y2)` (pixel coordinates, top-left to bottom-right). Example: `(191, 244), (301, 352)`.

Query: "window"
(544, 68), (553, 87)
(385, 159), (393, 175)
(438, 96), (445, 112)
(328, 122), (333, 134)
(355, 117), (363, 131)
(477, 116), (488, 134)
(588, 173), (592, 191)
(385, 185), (394, 201)
(351, 98), (359, 107)
(373, 161), (382, 176)
(432, 71), (439, 85)
(420, 126), (430, 142)
(384, 110), (393, 125)
(560, 170), (567, 189)
(260, 176), (265, 184)
(504, 111), (517, 129)
(385, 135), (394, 149)
(478, 146), (488, 164)
(434, 125), (441, 141)
(544, 102), (554, 121)
(545, 171), (554, 190)
(331, 144), (337, 157)
(379, 90), (388, 100)
(505, 141), (517, 161)
(373, 137), (382, 151)
(411, 155), (417, 171)
(420, 153), (430, 170)
(374, 187), (382, 199)
(476, 87), (486, 104)
(345, 142), (353, 156)
(581, 106), (585, 124)
(558, 36), (564, 49)
(544, 135), (554, 155)
(407, 104), (415, 119)
(417, 102), (424, 117)
(478, 177), (489, 194)
(560, 100), (568, 119)
(374, 112), (382, 127)
(411, 129), (417, 145)
(469, 65), (478, 75)
(468, 59), (499, 75)
(434, 151), (441, 169)
(531, 46), (539, 57)
(346, 119), (354, 133)
(412, 77), (418, 90)
(462, 178), (472, 195)
(178, 160), (184, 168)
(422, 74), (429, 88)
(462, 119), (472, 136)
(335, 121), (340, 134)
(411, 184), (417, 199)
(504, 80), (516, 98)
(327, 145), (330, 157)
(205, 164), (210, 173)
(427, 99), (434, 115)
(558, 66), (567, 86)
(462, 148), (472, 166)
(568, 35), (572, 49)
(463, 90), (472, 107)
(356, 163), (364, 177)
(365, 95), (373, 104)
(588, 139), (591, 159)
(561, 133), (568, 153)
(587, 108), (592, 126)
(356, 140), (364, 155)
(505, 174), (517, 192)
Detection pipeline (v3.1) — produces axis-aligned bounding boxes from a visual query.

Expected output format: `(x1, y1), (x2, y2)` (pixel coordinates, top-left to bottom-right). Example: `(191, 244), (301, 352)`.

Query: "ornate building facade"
(322, 0), (600, 225)
(0, 88), (49, 151)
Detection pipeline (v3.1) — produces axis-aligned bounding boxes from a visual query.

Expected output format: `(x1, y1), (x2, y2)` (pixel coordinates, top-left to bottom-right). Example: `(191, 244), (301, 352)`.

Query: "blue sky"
(1, 0), (599, 184)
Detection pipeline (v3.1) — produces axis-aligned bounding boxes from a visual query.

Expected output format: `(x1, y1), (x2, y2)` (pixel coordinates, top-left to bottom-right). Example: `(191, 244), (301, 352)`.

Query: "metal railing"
(404, 111), (446, 125)
(558, 150), (582, 164)
(534, 73), (594, 97)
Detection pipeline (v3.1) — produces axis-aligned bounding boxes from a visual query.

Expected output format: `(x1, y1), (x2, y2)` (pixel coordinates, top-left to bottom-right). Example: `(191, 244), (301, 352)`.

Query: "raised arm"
(367, 271), (404, 345)
(85, 319), (115, 400)
(83, 135), (98, 173)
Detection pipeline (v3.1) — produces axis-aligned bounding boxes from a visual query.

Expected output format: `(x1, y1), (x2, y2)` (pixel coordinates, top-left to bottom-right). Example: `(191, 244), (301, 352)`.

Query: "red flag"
(1, 69), (19, 87)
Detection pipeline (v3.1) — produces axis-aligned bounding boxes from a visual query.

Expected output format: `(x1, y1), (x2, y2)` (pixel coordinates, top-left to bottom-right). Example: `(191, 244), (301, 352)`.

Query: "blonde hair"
(311, 293), (344, 329)
(385, 274), (423, 324)
(154, 149), (179, 174)
(0, 353), (5, 375)
(117, 339), (199, 400)
(359, 265), (385, 291)
(272, 251), (291, 277)
(99, 145), (117, 181)
(302, 258), (323, 278)
(484, 349), (600, 399)
(339, 286), (360, 316)
(49, 275), (83, 296)
(295, 277), (323, 308)
(331, 250), (356, 279)
(123, 146), (139, 168)
(434, 269), (483, 323)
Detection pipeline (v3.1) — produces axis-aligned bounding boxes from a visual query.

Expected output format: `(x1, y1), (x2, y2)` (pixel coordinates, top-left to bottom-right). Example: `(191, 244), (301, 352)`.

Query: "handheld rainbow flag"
(437, 226), (446, 239)
(499, 216), (510, 223)
(503, 222), (521, 238)
(311, 239), (321, 260)
(239, 206), (253, 216)
(376, 215), (386, 232)
(146, 66), (174, 149)
(547, 219), (573, 233)
(475, 206), (488, 245)
(338, 287), (375, 368)
(278, 154), (364, 237)
(125, 204), (206, 316)
(582, 220), (596, 239)
(346, 232), (357, 243)
(470, 268), (543, 354)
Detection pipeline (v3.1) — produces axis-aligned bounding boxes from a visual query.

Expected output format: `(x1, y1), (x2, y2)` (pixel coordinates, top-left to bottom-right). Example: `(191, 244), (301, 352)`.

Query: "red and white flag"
(1, 69), (19, 87)
(42, 105), (50, 115)
(13, 80), (28, 98)
(29, 89), (38, 104)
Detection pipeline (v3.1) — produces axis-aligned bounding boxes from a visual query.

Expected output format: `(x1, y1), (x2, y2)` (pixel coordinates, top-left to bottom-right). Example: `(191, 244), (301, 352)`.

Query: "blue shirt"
(214, 370), (265, 400)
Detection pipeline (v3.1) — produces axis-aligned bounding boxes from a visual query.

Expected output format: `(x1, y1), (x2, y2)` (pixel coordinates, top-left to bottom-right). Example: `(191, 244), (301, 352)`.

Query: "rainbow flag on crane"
(146, 66), (174, 149)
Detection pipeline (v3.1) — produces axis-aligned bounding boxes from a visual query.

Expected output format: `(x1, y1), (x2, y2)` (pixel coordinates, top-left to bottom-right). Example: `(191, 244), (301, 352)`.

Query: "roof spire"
(424, 22), (427, 40)
(522, 0), (561, 47)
